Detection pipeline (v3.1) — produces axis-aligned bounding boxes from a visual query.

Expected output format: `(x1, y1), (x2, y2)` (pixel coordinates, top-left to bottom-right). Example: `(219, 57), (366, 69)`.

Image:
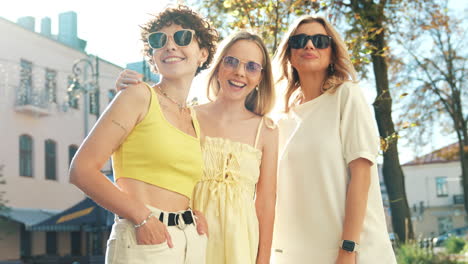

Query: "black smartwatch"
(341, 240), (359, 253)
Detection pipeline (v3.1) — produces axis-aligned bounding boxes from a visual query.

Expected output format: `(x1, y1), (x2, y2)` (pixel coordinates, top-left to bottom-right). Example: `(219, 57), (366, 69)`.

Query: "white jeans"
(105, 205), (207, 264)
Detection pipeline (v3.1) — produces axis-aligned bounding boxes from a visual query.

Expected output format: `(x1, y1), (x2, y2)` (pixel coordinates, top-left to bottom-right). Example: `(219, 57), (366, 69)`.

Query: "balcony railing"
(15, 87), (51, 116)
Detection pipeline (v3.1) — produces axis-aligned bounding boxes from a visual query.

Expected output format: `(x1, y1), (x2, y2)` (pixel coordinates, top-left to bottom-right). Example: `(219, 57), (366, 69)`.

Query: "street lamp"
(67, 56), (100, 138)
(67, 56), (105, 256)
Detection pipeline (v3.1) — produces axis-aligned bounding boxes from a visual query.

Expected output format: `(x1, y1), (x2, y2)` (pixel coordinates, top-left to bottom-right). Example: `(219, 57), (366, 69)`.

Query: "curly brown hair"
(140, 5), (218, 75)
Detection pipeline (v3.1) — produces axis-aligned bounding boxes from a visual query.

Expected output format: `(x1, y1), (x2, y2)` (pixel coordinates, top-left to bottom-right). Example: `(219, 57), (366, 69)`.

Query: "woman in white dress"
(271, 15), (396, 264)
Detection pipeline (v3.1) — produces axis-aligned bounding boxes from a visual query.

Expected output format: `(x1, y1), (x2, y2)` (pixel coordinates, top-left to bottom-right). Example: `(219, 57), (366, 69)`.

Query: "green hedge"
(396, 242), (460, 264)
(445, 236), (466, 254)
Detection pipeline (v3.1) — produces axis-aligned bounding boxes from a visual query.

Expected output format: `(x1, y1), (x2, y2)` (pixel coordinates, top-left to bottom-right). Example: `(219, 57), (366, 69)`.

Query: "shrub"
(462, 242), (468, 254)
(445, 236), (466, 254)
(396, 242), (434, 264)
(396, 242), (461, 264)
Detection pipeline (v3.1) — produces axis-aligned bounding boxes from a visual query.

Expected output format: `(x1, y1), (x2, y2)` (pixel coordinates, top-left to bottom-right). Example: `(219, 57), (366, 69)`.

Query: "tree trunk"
(364, 7), (415, 241)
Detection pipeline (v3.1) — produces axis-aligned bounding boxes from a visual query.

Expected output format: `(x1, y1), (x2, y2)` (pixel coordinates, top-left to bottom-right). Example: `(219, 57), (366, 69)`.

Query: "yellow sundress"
(192, 117), (268, 264)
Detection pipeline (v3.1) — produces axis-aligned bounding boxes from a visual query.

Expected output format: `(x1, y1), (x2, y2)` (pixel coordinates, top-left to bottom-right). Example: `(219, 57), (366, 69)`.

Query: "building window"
(67, 76), (79, 109)
(46, 232), (58, 255)
(68, 145), (78, 166)
(45, 139), (57, 180)
(438, 216), (453, 235)
(71, 231), (82, 256)
(436, 177), (448, 197)
(19, 135), (33, 177)
(17, 59), (33, 106)
(453, 194), (464, 204)
(45, 69), (57, 103)
(89, 89), (99, 116)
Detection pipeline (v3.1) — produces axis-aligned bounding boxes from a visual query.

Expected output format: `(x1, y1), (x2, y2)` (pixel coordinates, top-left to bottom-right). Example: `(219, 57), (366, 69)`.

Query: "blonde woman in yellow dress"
(193, 32), (278, 264)
(116, 31), (278, 264)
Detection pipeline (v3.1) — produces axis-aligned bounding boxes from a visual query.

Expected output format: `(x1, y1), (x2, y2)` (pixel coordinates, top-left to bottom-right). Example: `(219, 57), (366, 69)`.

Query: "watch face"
(342, 240), (355, 252)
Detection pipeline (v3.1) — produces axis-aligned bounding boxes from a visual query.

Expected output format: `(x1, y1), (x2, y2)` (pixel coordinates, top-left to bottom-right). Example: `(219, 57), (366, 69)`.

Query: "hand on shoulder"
(260, 116), (279, 148)
(263, 116), (278, 130)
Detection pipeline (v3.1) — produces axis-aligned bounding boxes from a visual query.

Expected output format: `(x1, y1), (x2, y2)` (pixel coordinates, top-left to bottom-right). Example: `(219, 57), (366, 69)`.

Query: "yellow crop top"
(112, 83), (203, 199)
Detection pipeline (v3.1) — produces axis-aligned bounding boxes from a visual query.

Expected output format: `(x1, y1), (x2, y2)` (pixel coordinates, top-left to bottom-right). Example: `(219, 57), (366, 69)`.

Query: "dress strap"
(254, 117), (264, 149)
(189, 107), (201, 140)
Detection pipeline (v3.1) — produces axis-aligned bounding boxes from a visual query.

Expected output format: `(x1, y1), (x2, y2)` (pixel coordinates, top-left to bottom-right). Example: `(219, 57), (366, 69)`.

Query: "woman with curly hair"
(69, 5), (218, 263)
(272, 15), (396, 264)
(116, 31), (278, 264)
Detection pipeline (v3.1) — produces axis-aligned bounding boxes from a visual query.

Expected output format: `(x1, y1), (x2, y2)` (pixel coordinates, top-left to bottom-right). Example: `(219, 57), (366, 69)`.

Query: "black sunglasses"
(148, 29), (195, 49)
(288, 34), (332, 49)
(222, 56), (263, 75)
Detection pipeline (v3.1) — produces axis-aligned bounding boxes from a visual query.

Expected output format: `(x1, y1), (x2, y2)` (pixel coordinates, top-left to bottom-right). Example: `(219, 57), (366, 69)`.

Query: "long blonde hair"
(273, 15), (357, 112)
(206, 31), (275, 116)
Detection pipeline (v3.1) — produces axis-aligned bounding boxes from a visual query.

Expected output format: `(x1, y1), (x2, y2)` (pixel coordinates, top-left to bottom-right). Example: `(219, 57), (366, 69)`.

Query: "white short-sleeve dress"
(273, 82), (396, 264)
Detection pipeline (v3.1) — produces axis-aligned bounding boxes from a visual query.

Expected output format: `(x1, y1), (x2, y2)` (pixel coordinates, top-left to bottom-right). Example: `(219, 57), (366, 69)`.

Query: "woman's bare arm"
(69, 83), (173, 246)
(255, 125), (279, 264)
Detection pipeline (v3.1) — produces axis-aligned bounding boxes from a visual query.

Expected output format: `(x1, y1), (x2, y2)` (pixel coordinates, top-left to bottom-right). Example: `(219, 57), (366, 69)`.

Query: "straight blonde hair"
(206, 31), (275, 116)
(273, 15), (357, 112)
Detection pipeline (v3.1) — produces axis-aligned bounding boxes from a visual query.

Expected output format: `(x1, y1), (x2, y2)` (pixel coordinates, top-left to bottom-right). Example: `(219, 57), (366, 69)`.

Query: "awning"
(29, 197), (113, 232)
(0, 207), (59, 229)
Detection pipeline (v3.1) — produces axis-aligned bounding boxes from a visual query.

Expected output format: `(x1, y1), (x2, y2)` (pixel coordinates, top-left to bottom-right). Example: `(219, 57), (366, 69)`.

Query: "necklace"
(155, 85), (188, 112)
(155, 85), (195, 136)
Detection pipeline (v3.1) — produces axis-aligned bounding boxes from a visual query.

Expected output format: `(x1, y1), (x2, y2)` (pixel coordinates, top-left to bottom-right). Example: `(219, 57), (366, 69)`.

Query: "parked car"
(433, 233), (450, 247)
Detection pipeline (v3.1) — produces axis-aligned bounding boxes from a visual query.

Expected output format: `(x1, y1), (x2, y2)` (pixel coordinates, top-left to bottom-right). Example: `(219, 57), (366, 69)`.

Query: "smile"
(228, 80), (246, 88)
(162, 57), (185, 63)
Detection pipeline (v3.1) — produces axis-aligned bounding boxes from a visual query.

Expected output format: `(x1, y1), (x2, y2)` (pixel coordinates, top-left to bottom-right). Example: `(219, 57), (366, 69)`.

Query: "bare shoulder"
(104, 83), (152, 126)
(114, 83), (151, 106)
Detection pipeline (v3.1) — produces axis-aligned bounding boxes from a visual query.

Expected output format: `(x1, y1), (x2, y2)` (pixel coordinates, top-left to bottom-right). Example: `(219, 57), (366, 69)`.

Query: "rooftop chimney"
(17, 16), (35, 31)
(58, 11), (78, 47)
(41, 17), (52, 37)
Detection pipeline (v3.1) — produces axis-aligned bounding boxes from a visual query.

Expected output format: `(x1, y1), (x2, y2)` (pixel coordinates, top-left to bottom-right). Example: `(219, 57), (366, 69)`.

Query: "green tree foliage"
(395, 0), (468, 213)
(191, 0), (328, 52)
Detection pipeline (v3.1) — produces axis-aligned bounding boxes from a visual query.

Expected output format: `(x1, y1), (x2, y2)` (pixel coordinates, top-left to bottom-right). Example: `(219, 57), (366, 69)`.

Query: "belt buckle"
(175, 212), (187, 230)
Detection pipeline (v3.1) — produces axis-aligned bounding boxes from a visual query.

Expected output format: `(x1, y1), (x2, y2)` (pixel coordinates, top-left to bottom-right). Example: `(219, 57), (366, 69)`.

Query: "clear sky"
(1, 0), (465, 66)
(0, 0), (172, 67)
(1, 0), (466, 163)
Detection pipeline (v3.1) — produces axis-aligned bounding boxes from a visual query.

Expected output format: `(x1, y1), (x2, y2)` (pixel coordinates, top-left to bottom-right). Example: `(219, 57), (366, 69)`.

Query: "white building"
(402, 143), (466, 238)
(0, 13), (123, 262)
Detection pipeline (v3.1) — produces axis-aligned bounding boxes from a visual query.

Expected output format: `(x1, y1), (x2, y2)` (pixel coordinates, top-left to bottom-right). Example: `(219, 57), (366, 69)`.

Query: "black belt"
(160, 210), (194, 227)
(119, 210), (194, 228)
